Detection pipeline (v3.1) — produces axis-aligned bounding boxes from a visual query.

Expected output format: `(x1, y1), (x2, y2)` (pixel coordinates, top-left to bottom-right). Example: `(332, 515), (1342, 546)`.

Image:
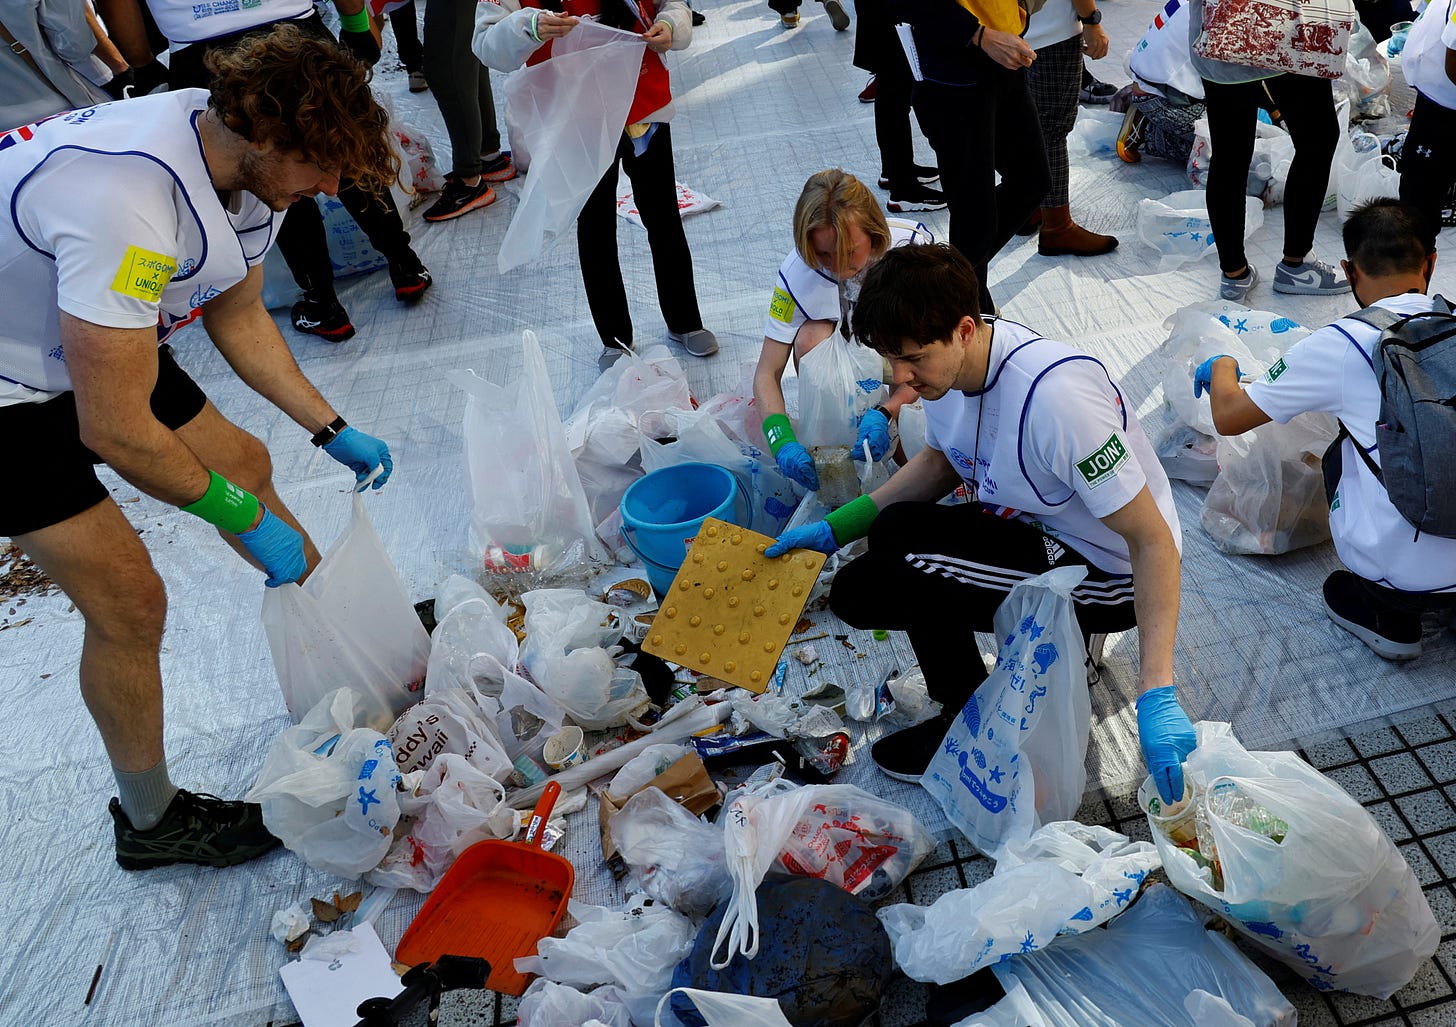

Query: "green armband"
(181, 471), (261, 535)
(762, 414), (797, 457)
(338, 8), (370, 32)
(825, 493), (879, 546)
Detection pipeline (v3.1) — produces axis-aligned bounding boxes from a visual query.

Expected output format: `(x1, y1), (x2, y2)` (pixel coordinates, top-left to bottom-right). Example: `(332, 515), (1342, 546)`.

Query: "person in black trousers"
(853, 0), (944, 214)
(890, 0), (1050, 314)
(162, 3), (433, 342)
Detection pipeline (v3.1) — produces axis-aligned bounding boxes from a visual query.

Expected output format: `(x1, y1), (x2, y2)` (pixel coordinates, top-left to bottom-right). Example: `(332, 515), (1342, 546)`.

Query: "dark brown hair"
(853, 243), (983, 356)
(1344, 199), (1438, 278)
(205, 23), (399, 196)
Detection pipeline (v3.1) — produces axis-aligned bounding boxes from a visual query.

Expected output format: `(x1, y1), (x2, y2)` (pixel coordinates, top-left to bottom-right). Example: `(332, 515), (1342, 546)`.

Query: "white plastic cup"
(1138, 775), (1197, 847)
(542, 725), (586, 771)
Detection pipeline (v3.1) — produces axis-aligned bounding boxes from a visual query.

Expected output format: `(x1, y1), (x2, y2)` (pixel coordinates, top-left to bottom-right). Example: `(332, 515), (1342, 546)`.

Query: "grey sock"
(114, 760), (178, 831)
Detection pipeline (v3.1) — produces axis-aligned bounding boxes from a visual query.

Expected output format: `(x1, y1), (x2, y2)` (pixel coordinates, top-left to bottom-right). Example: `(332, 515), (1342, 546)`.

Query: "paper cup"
(543, 726), (586, 771)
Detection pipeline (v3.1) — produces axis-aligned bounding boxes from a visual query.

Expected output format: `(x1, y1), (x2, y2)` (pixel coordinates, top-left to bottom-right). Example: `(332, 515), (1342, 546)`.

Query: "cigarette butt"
(84, 964), (103, 1006)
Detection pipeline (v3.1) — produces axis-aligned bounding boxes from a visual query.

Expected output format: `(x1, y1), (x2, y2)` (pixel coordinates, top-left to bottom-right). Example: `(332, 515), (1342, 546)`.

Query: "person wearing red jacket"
(475, 0), (718, 369)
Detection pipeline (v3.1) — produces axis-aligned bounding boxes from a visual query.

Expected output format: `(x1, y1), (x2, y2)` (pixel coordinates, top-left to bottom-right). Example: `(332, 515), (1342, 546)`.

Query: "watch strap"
(311, 416), (348, 448)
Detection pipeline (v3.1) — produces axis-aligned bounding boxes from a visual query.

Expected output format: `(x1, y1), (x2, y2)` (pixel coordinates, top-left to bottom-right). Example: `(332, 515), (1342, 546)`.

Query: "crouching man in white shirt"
(1198, 200), (1456, 661)
(767, 243), (1195, 807)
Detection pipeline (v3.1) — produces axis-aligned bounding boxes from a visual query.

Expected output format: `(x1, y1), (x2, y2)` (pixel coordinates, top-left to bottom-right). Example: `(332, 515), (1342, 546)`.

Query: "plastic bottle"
(1245, 159), (1273, 200)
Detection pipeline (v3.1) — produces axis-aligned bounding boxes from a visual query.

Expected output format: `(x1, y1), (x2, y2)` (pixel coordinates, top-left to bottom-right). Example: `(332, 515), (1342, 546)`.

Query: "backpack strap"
(1336, 417), (1384, 485)
(1343, 304), (1403, 334)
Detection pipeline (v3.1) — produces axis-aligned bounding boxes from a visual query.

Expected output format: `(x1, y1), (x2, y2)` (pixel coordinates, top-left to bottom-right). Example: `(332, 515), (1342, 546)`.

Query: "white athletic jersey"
(1402, 0), (1456, 111)
(0, 91), (277, 407)
(146, 0), (314, 46)
(763, 218), (934, 345)
(923, 318), (1181, 575)
(1245, 292), (1456, 594)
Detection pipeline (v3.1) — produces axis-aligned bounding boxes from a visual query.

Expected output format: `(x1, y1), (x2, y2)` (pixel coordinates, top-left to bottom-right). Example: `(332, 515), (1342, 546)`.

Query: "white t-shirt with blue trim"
(0, 90), (277, 406)
(763, 218), (934, 345)
(924, 318), (1181, 575)
(1245, 292), (1456, 594)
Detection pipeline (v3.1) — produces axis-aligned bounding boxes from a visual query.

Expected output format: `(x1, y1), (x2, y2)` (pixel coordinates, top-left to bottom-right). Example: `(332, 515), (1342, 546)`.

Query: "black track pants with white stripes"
(829, 500), (1138, 706)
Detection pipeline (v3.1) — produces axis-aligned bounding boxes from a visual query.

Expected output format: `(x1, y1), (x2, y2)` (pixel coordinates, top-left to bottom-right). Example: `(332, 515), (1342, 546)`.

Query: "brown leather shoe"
(1037, 204), (1118, 257)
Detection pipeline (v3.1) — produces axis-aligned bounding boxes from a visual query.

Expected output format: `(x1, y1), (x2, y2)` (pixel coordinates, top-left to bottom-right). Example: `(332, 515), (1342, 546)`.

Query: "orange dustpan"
(395, 781), (574, 996)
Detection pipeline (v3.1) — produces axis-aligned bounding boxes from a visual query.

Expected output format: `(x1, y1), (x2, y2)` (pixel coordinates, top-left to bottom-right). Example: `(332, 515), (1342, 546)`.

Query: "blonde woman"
(752, 169), (930, 491)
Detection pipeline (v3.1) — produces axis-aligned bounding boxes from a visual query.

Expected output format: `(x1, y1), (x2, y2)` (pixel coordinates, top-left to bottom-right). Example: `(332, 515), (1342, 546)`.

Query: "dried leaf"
(311, 897), (342, 923)
(286, 933), (309, 953)
(334, 891), (362, 914)
(792, 617), (814, 635)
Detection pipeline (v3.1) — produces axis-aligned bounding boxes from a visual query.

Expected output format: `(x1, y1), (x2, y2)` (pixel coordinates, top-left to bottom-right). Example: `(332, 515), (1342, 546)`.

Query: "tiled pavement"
(309, 710), (1456, 1027)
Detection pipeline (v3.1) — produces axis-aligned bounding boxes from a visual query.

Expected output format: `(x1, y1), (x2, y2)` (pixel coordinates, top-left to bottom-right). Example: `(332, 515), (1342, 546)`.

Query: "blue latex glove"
(237, 508), (308, 587)
(854, 407), (891, 462)
(764, 520), (838, 558)
(1137, 686), (1197, 804)
(774, 441), (819, 492)
(1193, 354), (1241, 399)
(323, 426), (393, 490)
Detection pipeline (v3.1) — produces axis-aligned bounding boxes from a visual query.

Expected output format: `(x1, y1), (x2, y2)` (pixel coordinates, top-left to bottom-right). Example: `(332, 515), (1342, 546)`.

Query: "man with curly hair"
(0, 25), (401, 870)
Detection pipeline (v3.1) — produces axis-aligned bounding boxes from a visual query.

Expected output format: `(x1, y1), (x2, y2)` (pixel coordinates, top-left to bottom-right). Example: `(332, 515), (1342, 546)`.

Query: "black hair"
(1343, 199), (1437, 277)
(852, 244), (982, 357)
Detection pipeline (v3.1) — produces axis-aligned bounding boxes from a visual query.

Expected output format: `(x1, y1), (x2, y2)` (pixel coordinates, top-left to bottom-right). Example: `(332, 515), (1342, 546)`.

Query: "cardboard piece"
(598, 752), (720, 877)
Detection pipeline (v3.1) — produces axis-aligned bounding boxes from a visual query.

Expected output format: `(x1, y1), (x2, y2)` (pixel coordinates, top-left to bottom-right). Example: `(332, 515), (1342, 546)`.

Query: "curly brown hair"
(205, 23), (398, 196)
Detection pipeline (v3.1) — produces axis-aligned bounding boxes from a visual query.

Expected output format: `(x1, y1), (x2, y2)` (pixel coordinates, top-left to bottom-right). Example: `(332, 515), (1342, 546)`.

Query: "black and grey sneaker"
(291, 292), (356, 342)
(871, 708), (959, 782)
(887, 182), (948, 213)
(388, 252), (434, 304)
(598, 339), (634, 371)
(1079, 70), (1117, 105)
(1323, 569), (1422, 660)
(111, 790), (280, 871)
(422, 176), (497, 222)
(879, 164), (939, 189)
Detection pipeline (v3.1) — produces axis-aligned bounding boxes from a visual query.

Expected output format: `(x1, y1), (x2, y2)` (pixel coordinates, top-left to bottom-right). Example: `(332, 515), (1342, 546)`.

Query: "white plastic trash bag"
(1335, 131), (1400, 220)
(262, 494), (429, 730)
(386, 684), (513, 781)
(498, 20), (645, 272)
(517, 979), (634, 1027)
(453, 330), (608, 580)
(247, 688), (402, 878)
(1201, 410), (1336, 554)
(1066, 108), (1124, 159)
(519, 588), (649, 729)
(516, 896), (696, 999)
(1151, 723), (1440, 999)
(1137, 189), (1263, 271)
(921, 566), (1091, 859)
(655, 988), (793, 1027)
(879, 821), (1159, 984)
(611, 786), (731, 918)
(711, 778), (932, 968)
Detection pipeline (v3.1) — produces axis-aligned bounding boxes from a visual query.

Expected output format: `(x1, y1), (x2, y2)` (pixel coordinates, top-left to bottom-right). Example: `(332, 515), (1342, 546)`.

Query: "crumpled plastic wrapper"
(270, 903), (311, 944)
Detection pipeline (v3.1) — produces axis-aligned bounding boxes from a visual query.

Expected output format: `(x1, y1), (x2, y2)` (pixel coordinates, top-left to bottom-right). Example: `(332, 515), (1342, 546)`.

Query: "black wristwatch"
(310, 415), (348, 447)
(1081, 7), (1102, 24)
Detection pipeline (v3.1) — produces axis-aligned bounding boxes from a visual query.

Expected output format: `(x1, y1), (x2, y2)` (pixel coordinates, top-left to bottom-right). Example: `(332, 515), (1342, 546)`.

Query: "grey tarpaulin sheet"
(2, 0), (1454, 1021)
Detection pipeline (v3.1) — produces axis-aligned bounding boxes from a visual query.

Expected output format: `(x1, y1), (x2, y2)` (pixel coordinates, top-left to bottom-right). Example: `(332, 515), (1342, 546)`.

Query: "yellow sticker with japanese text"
(769, 286), (796, 323)
(110, 245), (177, 303)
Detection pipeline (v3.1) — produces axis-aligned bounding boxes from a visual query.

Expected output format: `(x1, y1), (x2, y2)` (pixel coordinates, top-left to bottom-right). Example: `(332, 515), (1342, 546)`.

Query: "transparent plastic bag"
(922, 567), (1091, 859)
(655, 988), (792, 1027)
(1151, 723), (1439, 998)
(711, 778), (932, 968)
(247, 688), (402, 878)
(453, 331), (608, 581)
(1137, 190), (1263, 271)
(1066, 108), (1124, 158)
(795, 333), (891, 507)
(1201, 411), (1336, 554)
(498, 20), (645, 272)
(516, 895), (696, 997)
(519, 589), (648, 729)
(262, 495), (429, 731)
(517, 979), (633, 1027)
(611, 787), (731, 918)
(992, 884), (1296, 1026)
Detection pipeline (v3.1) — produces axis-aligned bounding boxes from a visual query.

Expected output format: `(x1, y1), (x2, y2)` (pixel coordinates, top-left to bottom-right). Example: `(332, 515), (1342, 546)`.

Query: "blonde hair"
(791, 169), (891, 277)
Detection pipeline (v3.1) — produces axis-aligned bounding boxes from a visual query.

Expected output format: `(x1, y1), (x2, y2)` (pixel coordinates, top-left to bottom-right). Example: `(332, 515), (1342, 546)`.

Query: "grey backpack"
(1343, 295), (1456, 538)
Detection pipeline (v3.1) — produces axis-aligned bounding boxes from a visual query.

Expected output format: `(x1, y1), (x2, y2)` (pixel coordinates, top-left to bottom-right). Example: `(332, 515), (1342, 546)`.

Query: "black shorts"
(0, 348), (208, 537)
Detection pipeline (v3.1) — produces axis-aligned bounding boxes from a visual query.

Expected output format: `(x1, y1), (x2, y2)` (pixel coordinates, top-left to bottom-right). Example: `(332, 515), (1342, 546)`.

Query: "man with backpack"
(1197, 200), (1456, 660)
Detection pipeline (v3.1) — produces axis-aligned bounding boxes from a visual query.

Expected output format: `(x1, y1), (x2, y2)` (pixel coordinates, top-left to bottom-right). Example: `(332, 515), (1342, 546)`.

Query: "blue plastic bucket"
(620, 463), (743, 596)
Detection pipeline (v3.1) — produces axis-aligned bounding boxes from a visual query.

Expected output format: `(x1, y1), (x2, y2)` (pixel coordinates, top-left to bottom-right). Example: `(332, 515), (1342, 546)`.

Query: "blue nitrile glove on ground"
(1137, 685), (1197, 804)
(855, 407), (891, 461)
(775, 441), (819, 492)
(765, 519), (838, 558)
(238, 509), (308, 587)
(1193, 354), (1241, 399)
(323, 427), (393, 490)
